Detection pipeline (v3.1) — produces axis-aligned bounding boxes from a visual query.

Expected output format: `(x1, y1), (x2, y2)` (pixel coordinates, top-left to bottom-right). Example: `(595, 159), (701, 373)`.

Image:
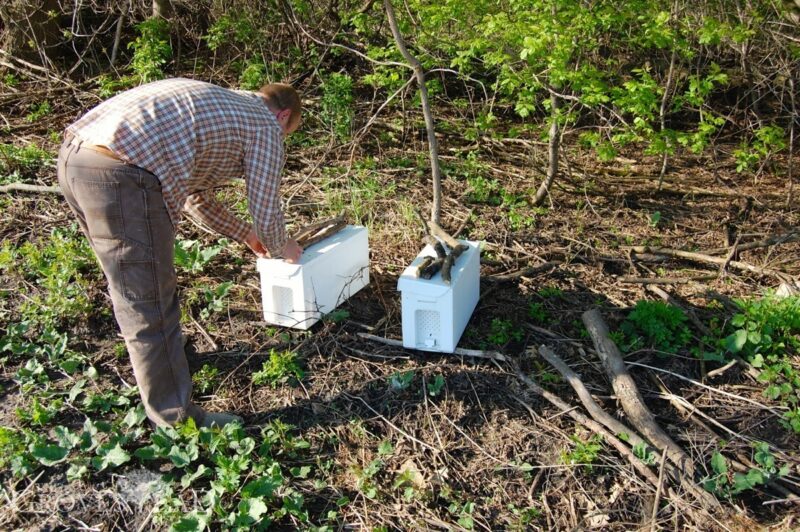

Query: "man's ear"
(276, 108), (291, 127)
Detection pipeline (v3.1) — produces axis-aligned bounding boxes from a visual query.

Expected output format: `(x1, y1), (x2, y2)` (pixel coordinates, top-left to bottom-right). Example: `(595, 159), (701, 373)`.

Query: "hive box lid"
(257, 225), (366, 278)
(397, 240), (479, 296)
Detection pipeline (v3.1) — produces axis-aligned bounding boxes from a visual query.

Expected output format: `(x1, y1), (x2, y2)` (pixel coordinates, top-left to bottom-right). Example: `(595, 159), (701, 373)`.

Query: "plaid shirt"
(67, 78), (287, 254)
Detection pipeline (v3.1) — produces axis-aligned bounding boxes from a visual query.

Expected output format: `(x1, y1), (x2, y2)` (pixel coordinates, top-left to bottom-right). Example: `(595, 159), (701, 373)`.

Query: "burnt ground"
(1, 83), (799, 531)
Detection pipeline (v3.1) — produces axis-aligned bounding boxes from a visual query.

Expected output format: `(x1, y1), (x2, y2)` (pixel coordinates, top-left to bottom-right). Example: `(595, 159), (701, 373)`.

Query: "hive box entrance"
(397, 240), (480, 353)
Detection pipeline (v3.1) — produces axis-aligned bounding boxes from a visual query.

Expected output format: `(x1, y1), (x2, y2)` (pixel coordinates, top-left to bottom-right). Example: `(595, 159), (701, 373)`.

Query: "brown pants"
(57, 134), (203, 427)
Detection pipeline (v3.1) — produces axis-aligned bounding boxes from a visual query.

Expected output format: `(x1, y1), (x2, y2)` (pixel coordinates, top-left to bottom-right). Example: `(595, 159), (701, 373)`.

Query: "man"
(57, 78), (303, 428)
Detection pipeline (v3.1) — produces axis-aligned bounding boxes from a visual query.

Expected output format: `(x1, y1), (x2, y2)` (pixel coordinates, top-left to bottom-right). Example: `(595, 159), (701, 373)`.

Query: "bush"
(619, 300), (691, 354)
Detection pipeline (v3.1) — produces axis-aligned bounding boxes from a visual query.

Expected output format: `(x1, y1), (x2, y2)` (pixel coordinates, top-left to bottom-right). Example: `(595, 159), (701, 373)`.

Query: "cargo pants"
(57, 133), (204, 427)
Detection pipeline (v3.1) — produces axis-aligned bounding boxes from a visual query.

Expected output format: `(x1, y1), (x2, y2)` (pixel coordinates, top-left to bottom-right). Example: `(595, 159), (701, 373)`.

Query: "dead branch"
(440, 244), (468, 284)
(292, 215), (346, 248)
(536, 345), (720, 509)
(625, 245), (794, 281)
(414, 256), (435, 278)
(618, 274), (717, 285)
(705, 231), (800, 256)
(582, 309), (699, 479)
(419, 258), (443, 280)
(0, 183), (61, 194)
(425, 236), (447, 259)
(510, 360), (717, 521)
(486, 261), (561, 282)
(426, 219), (461, 250)
(357, 332), (507, 361)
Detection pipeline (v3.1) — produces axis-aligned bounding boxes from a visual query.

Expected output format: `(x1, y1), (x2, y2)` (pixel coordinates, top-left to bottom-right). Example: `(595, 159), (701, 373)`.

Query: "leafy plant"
(0, 142), (53, 183)
(427, 374), (445, 396)
(389, 370), (415, 391)
(561, 433), (604, 472)
(174, 238), (226, 273)
(719, 294), (800, 431)
(200, 281), (233, 320)
(488, 318), (523, 345)
(129, 17), (172, 83)
(252, 349), (304, 387)
(619, 300), (691, 355)
(193, 364), (221, 394)
(320, 72), (355, 142)
(527, 302), (551, 325)
(703, 443), (789, 497)
(25, 101), (52, 123)
(239, 59), (267, 90)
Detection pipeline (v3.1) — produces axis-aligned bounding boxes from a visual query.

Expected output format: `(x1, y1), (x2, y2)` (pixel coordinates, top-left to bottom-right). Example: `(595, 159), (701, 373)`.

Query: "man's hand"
(244, 229), (302, 262)
(281, 238), (303, 264)
(244, 228), (269, 258)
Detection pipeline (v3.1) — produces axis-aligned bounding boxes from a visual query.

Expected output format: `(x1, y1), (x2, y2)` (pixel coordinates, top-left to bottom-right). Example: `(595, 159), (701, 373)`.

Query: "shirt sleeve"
(183, 190), (251, 243)
(243, 126), (288, 256)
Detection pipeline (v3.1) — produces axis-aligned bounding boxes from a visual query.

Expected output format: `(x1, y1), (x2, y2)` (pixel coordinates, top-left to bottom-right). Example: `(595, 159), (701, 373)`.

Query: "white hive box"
(397, 240), (480, 353)
(257, 225), (369, 329)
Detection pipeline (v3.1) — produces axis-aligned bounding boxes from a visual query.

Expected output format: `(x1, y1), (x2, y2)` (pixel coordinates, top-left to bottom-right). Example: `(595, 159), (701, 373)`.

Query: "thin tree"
(383, 0), (443, 225)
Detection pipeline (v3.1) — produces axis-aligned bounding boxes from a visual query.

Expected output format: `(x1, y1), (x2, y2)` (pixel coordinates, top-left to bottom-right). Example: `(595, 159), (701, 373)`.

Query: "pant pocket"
(119, 260), (159, 303)
(69, 178), (124, 240)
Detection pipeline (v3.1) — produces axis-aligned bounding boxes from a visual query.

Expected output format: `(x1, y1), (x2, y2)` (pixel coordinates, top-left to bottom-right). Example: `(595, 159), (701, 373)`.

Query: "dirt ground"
(1, 84), (799, 530)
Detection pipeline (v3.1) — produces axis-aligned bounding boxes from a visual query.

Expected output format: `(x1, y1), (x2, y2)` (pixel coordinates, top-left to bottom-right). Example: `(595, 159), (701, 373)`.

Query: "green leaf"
(710, 452), (727, 476)
(723, 330), (748, 353)
(378, 440), (394, 456)
(168, 443), (198, 467)
(31, 442), (70, 466)
(290, 465), (312, 478)
(241, 497), (269, 522)
(92, 442), (130, 471)
(123, 404), (147, 428)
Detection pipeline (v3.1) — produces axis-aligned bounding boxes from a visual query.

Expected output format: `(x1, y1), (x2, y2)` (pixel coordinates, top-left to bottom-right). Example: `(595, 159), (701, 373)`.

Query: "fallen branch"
(625, 245), (794, 281)
(582, 309), (698, 479)
(357, 332), (507, 361)
(619, 274), (717, 285)
(487, 261), (561, 282)
(706, 231), (800, 256)
(0, 183), (61, 194)
(509, 360), (717, 520)
(536, 345), (720, 509)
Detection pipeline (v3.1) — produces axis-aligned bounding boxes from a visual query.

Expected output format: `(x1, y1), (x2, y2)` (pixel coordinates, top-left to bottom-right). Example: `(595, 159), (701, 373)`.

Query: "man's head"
(259, 83), (302, 137)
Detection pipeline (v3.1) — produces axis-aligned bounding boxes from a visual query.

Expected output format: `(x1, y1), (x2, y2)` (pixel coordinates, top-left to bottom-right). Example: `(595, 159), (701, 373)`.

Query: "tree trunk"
(532, 91), (559, 206)
(383, 0), (443, 224)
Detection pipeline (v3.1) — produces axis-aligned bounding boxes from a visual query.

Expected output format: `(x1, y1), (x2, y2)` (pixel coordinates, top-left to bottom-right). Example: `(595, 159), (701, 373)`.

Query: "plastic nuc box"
(396, 240), (480, 353)
(257, 225), (370, 329)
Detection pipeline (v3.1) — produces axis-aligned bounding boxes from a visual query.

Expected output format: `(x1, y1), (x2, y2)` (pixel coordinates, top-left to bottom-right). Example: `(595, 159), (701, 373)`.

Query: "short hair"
(260, 83), (302, 130)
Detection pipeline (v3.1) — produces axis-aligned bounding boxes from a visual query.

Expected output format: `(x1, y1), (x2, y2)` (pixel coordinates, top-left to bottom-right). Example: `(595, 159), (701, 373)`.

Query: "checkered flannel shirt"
(67, 77), (288, 254)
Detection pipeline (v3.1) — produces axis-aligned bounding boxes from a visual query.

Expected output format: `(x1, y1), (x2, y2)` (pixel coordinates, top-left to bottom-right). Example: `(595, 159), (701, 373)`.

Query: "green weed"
(200, 281), (233, 320)
(718, 294), (800, 432)
(174, 238), (227, 274)
(619, 300), (691, 355)
(321, 73), (355, 142)
(488, 318), (523, 345)
(25, 101), (52, 123)
(703, 442), (789, 498)
(0, 142), (53, 183)
(129, 17), (172, 83)
(561, 433), (603, 472)
(252, 349), (304, 387)
(193, 364), (221, 394)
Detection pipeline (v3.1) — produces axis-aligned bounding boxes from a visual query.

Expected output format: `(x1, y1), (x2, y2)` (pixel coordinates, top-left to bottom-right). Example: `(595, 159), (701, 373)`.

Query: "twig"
(0, 183), (61, 194)
(651, 451), (668, 531)
(486, 261), (561, 282)
(625, 245), (794, 281)
(356, 332), (507, 361)
(619, 274), (717, 285)
(627, 361), (787, 415)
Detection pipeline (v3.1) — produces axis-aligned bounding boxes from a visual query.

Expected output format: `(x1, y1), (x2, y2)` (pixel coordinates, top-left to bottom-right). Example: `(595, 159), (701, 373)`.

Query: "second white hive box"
(257, 225), (369, 329)
(396, 240), (480, 353)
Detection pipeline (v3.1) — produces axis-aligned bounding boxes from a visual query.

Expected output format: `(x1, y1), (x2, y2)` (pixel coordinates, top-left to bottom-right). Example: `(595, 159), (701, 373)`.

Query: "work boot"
(200, 411), (243, 428)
